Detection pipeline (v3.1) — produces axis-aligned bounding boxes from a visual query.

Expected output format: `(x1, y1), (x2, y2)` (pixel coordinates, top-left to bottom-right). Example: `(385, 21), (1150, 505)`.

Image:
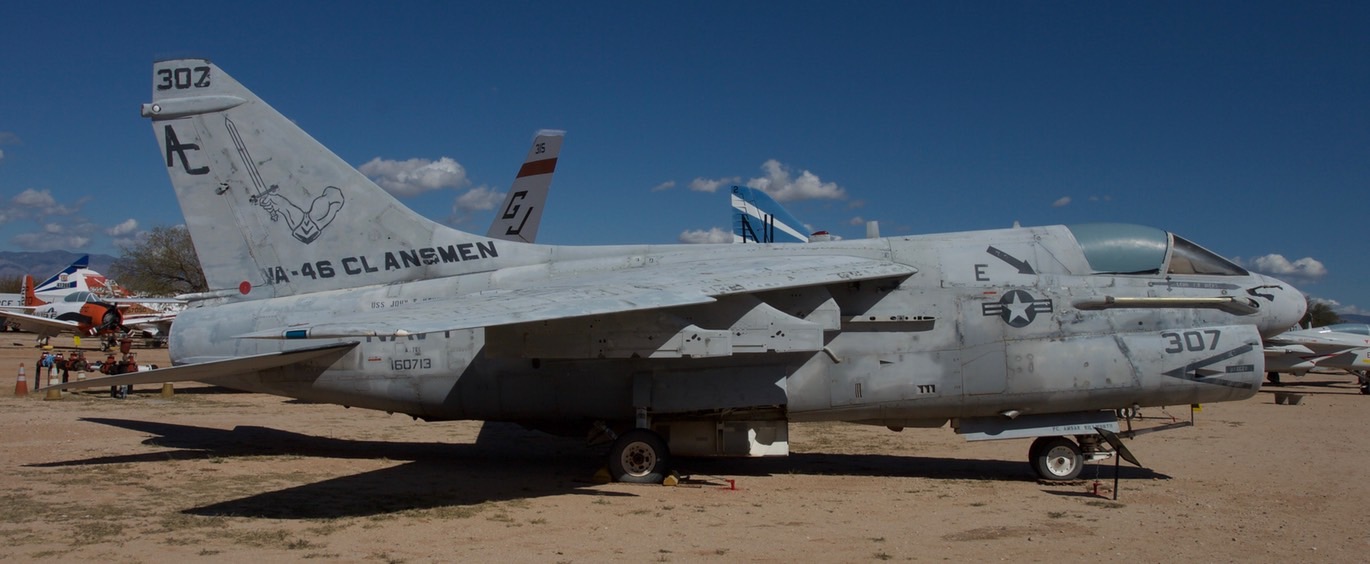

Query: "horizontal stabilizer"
(52, 342), (357, 391)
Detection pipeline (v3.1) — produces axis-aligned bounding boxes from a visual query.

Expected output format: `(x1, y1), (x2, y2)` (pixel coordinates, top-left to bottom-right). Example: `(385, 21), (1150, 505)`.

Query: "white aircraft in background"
(1265, 323), (1370, 394)
(0, 275), (177, 347)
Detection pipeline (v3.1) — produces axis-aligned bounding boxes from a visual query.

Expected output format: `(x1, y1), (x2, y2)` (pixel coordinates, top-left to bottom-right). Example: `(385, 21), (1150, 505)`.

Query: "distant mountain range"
(1340, 313), (1370, 324)
(0, 250), (119, 281)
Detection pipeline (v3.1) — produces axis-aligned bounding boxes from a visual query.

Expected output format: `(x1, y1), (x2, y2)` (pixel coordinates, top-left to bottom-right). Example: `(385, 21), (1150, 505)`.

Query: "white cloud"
(651, 181), (676, 192)
(453, 185), (504, 213)
(848, 216), (865, 226)
(746, 160), (845, 202)
(848, 199), (866, 209)
(1052, 196), (1071, 208)
(16, 189), (56, 208)
(0, 148), (5, 161)
(9, 188), (81, 217)
(12, 220), (96, 251)
(690, 160), (845, 202)
(1241, 254), (1327, 280)
(360, 156), (469, 197)
(446, 185), (505, 226)
(689, 177), (737, 193)
(678, 227), (732, 244)
(106, 218), (139, 236)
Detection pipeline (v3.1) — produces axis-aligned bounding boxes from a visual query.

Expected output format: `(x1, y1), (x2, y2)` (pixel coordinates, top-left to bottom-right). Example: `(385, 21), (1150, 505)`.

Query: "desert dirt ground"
(2, 334), (1368, 563)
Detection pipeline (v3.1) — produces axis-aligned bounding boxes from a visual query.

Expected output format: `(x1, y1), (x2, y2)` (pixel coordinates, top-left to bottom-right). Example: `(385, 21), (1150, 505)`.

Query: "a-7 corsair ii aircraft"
(60, 59), (1306, 483)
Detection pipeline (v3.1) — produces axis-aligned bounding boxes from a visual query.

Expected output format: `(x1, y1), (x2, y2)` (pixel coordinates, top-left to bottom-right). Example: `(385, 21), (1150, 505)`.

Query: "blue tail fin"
(33, 255), (90, 293)
(730, 186), (811, 243)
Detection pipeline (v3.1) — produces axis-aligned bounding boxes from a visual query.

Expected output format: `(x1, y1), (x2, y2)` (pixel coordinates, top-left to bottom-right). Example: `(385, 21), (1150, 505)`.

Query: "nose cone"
(1253, 275), (1306, 339)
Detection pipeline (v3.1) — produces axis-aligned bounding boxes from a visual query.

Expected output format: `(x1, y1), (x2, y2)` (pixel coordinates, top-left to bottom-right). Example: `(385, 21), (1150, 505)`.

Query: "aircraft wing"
(240, 255), (915, 339)
(124, 312), (177, 336)
(52, 342), (357, 391)
(0, 310), (80, 336)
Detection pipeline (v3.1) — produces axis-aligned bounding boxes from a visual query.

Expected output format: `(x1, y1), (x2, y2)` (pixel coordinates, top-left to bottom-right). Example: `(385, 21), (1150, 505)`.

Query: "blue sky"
(1, 2), (1366, 314)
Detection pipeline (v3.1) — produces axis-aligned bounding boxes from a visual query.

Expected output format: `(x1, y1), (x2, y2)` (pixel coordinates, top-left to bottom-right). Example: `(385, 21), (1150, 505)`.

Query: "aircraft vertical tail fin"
(22, 275), (44, 307)
(730, 186), (811, 243)
(486, 130), (564, 243)
(142, 59), (503, 299)
(33, 255), (89, 294)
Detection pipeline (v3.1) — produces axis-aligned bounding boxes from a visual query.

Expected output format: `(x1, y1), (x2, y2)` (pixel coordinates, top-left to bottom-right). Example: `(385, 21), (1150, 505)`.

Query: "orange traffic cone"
(14, 363), (28, 397)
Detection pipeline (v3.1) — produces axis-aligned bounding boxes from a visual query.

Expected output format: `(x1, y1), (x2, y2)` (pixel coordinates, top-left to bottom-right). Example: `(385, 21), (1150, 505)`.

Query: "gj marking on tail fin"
(143, 59), (525, 299)
(487, 130), (564, 243)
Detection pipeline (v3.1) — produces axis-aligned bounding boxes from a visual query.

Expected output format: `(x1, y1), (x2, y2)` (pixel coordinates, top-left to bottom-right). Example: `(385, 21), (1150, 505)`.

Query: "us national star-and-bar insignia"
(982, 289), (1053, 328)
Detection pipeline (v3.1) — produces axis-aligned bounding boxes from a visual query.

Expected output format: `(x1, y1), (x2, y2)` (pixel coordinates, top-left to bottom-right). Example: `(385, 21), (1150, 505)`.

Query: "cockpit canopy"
(62, 291), (96, 303)
(1067, 223), (1248, 276)
(1321, 323), (1370, 336)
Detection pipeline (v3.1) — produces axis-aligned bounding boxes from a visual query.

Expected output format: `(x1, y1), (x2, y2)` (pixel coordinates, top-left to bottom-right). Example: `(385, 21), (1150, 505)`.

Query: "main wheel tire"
(1266, 372), (1282, 386)
(1030, 437), (1083, 481)
(608, 429), (670, 484)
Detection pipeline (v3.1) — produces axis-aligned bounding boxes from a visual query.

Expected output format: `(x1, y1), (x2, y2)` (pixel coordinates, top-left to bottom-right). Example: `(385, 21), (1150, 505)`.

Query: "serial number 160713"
(391, 359), (432, 371)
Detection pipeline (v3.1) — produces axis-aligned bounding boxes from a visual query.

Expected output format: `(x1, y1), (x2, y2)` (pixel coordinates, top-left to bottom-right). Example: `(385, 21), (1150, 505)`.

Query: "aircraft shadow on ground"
(684, 452), (1167, 483)
(1260, 382), (1360, 396)
(29, 418), (1167, 518)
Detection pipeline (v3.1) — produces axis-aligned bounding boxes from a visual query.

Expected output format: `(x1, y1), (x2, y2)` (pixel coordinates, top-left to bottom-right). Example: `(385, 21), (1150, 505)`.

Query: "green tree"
(0, 274), (20, 294)
(1301, 299), (1342, 328)
(110, 225), (208, 295)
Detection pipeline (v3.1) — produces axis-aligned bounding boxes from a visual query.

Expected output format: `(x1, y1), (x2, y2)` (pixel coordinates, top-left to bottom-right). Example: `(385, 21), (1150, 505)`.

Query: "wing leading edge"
(239, 255), (915, 340)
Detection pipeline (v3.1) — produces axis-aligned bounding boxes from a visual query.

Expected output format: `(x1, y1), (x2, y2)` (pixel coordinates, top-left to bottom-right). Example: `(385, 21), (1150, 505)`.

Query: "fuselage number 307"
(1162, 330), (1221, 354)
(157, 66), (210, 90)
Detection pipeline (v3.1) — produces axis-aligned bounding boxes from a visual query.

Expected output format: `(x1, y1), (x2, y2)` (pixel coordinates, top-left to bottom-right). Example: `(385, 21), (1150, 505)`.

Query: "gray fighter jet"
(1265, 323), (1370, 393)
(60, 59), (1307, 482)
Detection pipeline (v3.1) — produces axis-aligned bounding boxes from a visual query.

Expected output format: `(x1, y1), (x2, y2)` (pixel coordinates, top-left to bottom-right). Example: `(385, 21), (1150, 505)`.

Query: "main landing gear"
(608, 429), (671, 484)
(1028, 435), (1109, 481)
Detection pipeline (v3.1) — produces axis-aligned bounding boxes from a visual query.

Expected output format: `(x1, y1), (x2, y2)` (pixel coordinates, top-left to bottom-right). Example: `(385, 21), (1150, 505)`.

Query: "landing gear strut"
(1266, 371), (1282, 386)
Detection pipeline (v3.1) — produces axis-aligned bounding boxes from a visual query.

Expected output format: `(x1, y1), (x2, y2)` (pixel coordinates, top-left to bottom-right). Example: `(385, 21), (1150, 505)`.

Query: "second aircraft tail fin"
(730, 186), (811, 243)
(486, 130), (564, 243)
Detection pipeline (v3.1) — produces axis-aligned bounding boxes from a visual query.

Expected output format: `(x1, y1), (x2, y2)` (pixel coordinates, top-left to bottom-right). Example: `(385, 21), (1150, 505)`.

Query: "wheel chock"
(161, 383), (174, 398)
(662, 474), (679, 487)
(591, 466), (612, 484)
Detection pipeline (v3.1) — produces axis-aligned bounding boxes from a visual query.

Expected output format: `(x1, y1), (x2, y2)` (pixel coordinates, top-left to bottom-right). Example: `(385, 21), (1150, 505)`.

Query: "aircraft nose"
(1251, 275), (1305, 339)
